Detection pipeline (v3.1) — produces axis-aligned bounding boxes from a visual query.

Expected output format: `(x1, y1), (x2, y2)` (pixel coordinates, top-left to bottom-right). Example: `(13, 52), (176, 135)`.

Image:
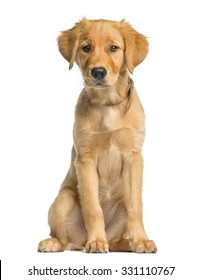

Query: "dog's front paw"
(131, 239), (157, 253)
(85, 239), (109, 253)
(38, 238), (64, 252)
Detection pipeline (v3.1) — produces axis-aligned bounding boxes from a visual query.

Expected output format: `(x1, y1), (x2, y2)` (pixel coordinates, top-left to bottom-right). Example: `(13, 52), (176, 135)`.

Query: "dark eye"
(110, 45), (118, 52)
(82, 45), (91, 52)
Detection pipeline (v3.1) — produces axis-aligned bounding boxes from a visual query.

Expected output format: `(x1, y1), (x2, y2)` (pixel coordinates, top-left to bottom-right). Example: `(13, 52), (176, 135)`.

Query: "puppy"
(38, 18), (157, 253)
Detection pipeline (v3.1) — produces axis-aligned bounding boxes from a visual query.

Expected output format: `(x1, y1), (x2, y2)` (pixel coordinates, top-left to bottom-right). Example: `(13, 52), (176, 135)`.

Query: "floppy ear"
(58, 26), (79, 69)
(119, 20), (148, 73)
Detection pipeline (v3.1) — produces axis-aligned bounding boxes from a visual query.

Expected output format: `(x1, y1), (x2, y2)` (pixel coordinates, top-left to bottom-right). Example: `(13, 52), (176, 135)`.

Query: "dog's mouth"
(94, 81), (107, 87)
(84, 76), (117, 89)
(84, 79), (109, 89)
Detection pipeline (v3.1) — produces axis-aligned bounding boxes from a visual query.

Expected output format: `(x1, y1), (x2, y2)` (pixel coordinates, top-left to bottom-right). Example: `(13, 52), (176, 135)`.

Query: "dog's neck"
(84, 71), (134, 114)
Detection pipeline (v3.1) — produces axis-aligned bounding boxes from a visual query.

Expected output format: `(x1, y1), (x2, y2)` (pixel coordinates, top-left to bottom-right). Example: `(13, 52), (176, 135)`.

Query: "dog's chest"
(101, 107), (120, 130)
(97, 143), (123, 201)
(97, 108), (123, 186)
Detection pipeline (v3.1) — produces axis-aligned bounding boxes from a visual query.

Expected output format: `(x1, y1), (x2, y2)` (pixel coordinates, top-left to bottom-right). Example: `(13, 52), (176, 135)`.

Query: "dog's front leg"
(75, 158), (109, 253)
(123, 152), (157, 253)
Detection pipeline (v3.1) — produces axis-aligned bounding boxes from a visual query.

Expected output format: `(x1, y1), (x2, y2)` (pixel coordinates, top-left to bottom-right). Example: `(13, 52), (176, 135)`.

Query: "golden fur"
(38, 18), (157, 253)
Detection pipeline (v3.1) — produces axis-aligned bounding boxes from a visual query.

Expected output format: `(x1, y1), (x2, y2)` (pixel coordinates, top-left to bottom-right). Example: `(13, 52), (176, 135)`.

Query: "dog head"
(58, 18), (148, 88)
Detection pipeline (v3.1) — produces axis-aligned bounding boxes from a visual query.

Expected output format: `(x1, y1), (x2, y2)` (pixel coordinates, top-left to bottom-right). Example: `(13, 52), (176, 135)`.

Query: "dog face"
(58, 19), (148, 88)
(76, 21), (125, 88)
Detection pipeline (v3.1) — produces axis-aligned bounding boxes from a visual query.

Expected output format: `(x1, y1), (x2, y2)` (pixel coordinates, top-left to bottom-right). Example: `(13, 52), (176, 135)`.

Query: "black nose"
(91, 67), (107, 80)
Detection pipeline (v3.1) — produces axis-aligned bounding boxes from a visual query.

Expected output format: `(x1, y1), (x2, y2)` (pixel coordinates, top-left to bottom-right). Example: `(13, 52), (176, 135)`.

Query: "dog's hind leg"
(38, 189), (86, 252)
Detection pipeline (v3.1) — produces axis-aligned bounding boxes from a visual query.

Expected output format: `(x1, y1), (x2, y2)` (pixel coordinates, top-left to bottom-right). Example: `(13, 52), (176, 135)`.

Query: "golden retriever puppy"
(38, 18), (157, 253)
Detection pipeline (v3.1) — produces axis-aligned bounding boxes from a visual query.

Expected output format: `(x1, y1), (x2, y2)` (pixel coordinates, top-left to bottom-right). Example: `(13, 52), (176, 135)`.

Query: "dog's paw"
(131, 239), (157, 253)
(85, 239), (109, 253)
(38, 238), (64, 252)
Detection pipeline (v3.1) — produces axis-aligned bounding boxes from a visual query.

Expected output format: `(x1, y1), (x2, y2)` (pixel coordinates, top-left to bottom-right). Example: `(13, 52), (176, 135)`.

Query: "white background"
(0, 0), (201, 279)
